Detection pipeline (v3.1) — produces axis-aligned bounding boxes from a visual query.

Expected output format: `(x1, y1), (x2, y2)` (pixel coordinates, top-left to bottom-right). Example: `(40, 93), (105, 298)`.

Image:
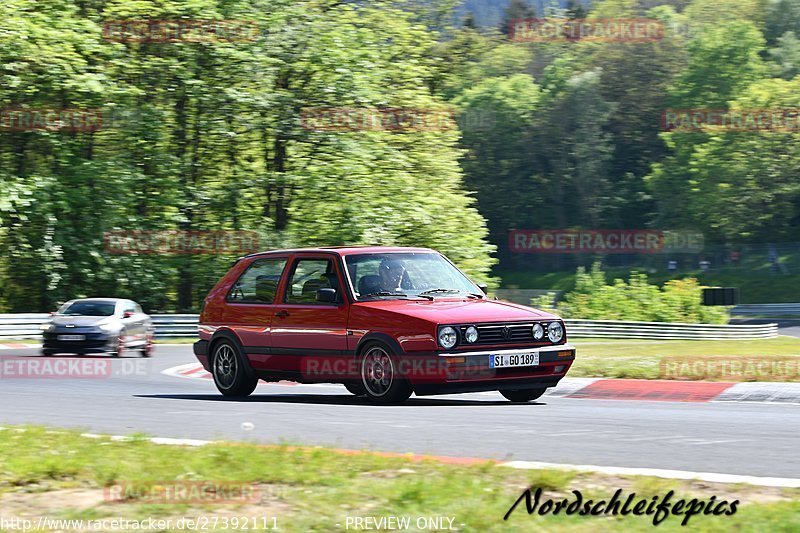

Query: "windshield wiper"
(360, 291), (408, 298)
(418, 288), (460, 296)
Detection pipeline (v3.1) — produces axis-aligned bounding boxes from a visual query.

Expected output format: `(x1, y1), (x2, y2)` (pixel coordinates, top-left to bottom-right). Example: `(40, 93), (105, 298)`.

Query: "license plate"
(57, 334), (85, 341)
(489, 352), (539, 368)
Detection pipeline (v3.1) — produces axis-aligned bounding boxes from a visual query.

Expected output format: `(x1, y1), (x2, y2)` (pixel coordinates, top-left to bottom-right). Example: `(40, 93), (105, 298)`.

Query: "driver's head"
(379, 258), (404, 289)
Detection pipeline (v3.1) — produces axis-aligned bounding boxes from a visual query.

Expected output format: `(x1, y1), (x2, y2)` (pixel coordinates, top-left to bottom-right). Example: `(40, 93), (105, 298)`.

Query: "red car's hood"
(353, 298), (560, 324)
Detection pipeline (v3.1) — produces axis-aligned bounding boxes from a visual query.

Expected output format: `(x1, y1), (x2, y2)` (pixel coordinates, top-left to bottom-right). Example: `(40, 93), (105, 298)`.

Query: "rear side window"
(227, 258), (287, 303)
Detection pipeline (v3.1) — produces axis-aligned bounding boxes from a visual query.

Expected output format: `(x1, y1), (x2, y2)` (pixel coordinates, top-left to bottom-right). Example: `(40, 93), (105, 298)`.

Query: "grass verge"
(0, 426), (797, 532)
(570, 337), (800, 380)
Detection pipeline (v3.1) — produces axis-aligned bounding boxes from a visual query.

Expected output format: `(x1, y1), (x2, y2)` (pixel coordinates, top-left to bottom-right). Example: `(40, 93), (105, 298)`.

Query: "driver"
(378, 258), (405, 292)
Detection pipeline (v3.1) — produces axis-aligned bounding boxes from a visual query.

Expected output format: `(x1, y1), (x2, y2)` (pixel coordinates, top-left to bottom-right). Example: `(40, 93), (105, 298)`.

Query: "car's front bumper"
(42, 331), (115, 354)
(411, 344), (575, 395)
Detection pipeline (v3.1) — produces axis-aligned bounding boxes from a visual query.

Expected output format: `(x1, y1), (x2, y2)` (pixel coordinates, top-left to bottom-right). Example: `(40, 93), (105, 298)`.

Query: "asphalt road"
(1, 346), (798, 479)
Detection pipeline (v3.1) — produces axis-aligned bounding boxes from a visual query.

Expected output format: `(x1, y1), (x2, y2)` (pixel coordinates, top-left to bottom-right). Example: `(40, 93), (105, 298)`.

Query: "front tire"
(359, 343), (412, 404)
(501, 388), (547, 403)
(343, 382), (367, 396)
(110, 336), (124, 358)
(211, 340), (258, 397)
(140, 334), (153, 358)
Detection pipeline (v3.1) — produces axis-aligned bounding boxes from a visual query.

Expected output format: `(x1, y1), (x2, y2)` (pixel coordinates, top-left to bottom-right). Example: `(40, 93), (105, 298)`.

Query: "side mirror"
(316, 288), (338, 303)
(478, 284), (489, 295)
(123, 311), (134, 319)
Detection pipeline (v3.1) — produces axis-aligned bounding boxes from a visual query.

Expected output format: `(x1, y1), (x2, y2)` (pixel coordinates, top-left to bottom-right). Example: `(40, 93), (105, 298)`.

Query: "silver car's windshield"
(345, 253), (480, 300)
(59, 301), (116, 316)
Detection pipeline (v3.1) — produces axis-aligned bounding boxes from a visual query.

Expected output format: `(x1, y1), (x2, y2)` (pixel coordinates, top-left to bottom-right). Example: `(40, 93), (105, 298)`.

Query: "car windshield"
(345, 253), (480, 300)
(59, 301), (116, 317)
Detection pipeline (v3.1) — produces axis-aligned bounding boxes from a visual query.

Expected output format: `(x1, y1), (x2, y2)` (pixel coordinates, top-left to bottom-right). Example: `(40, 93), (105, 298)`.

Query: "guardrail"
(731, 303), (800, 317)
(0, 314), (778, 341)
(563, 319), (778, 340)
(0, 314), (201, 340)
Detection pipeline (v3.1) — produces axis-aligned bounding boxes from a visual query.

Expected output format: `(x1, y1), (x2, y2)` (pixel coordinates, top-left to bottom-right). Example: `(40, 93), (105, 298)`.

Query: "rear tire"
(501, 388), (547, 403)
(359, 343), (412, 404)
(41, 350), (55, 357)
(211, 339), (258, 397)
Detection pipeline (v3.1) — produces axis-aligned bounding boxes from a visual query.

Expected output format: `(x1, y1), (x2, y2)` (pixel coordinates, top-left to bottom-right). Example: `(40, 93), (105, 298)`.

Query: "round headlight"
(464, 326), (479, 343)
(532, 323), (544, 340)
(547, 322), (564, 343)
(438, 326), (458, 349)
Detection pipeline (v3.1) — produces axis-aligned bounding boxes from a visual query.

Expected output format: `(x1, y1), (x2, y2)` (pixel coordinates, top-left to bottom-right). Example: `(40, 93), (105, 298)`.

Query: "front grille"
(458, 322), (559, 346)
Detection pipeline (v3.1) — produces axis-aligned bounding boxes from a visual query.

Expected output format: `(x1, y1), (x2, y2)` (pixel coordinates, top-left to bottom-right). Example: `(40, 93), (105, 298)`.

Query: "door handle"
(275, 310), (290, 318)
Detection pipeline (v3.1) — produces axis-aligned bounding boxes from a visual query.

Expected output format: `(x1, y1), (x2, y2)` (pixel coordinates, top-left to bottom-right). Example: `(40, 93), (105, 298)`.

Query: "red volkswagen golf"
(195, 247), (575, 403)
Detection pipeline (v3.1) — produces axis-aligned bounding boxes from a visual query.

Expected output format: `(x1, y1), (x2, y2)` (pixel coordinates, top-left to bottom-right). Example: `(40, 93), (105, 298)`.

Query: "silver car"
(41, 298), (154, 357)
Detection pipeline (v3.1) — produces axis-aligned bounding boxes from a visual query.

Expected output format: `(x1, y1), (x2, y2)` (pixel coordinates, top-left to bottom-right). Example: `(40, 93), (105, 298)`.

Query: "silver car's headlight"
(438, 326), (458, 349)
(547, 321), (564, 343)
(40, 323), (54, 332)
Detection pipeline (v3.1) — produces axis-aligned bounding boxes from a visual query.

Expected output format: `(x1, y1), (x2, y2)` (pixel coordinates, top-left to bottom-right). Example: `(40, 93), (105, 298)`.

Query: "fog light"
(554, 365), (565, 373)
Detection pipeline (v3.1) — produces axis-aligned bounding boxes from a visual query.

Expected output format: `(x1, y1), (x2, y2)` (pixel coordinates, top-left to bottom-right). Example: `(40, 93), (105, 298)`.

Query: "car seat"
(358, 275), (382, 295)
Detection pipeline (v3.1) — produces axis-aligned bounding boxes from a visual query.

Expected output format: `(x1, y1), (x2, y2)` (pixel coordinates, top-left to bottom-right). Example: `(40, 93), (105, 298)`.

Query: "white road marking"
(498, 461), (800, 488)
(624, 435), (691, 442)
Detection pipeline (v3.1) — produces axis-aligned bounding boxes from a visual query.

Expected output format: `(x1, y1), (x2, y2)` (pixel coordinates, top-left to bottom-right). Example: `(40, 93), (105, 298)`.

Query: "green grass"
(496, 265), (800, 304)
(153, 338), (197, 344)
(0, 426), (797, 532)
(571, 337), (800, 380)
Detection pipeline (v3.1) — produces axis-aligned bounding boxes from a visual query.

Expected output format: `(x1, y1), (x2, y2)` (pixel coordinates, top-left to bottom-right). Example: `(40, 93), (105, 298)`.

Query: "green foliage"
(538, 263), (730, 324)
(3, 0), (800, 311)
(0, 0), (497, 312)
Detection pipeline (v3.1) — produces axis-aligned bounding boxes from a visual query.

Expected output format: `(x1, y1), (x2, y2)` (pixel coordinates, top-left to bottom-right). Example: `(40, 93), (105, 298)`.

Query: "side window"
(123, 301), (136, 314)
(227, 258), (287, 303)
(285, 258), (337, 304)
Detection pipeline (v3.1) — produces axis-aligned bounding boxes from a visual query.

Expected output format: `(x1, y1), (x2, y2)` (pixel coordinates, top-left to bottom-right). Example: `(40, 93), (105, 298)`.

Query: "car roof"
(242, 246), (436, 259)
(66, 298), (124, 304)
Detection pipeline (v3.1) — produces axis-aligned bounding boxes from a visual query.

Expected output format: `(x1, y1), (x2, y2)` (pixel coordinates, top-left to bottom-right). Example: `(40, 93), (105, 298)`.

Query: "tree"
(500, 0), (535, 36)
(647, 19), (768, 235)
